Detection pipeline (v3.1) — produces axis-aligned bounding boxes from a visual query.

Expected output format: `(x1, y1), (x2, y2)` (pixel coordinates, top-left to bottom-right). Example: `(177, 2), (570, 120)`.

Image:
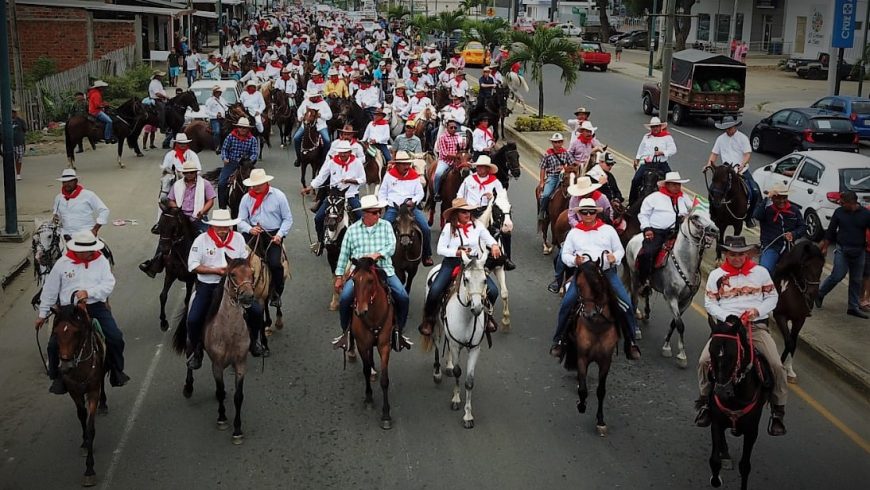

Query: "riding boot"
(109, 369), (131, 387)
(186, 342), (204, 370)
(485, 314), (499, 333)
(768, 405), (787, 436)
(49, 377), (68, 395)
(332, 326), (349, 350)
(391, 326), (414, 352)
(248, 326), (265, 357)
(625, 340), (642, 360)
(694, 396), (712, 427)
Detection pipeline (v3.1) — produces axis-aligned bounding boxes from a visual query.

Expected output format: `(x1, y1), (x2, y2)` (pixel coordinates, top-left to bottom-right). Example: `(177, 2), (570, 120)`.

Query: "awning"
(194, 11), (218, 19)
(15, 0), (184, 17)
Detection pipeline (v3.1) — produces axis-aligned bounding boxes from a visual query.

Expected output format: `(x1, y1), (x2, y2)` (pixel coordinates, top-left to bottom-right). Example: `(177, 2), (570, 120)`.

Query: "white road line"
(669, 128), (709, 144)
(584, 95), (597, 100)
(100, 343), (164, 490)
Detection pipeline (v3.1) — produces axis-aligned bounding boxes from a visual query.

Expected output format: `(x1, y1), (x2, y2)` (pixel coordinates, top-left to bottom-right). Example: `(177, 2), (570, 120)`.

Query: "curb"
(0, 256), (30, 291)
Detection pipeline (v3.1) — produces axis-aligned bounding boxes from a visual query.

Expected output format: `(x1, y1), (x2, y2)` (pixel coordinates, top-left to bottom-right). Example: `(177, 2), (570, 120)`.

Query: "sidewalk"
(503, 111), (870, 397)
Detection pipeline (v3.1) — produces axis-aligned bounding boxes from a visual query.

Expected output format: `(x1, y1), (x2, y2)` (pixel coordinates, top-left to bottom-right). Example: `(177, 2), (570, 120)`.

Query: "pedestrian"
(614, 43), (622, 61)
(10, 108), (26, 181)
(816, 191), (870, 319)
(168, 49), (181, 87)
(141, 123), (157, 150)
(185, 49), (199, 87)
(739, 41), (748, 63)
(730, 39), (738, 59)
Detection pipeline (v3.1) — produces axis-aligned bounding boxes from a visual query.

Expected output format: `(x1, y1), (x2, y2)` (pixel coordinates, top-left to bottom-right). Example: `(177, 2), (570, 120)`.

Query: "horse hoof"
(370, 372), (378, 383)
(381, 419), (393, 430)
(576, 401), (587, 414)
(787, 375), (797, 384)
(450, 401), (461, 411)
(346, 352), (357, 363)
(217, 420), (229, 431)
(232, 434), (244, 445)
(265, 326), (273, 337)
(634, 328), (643, 340)
(275, 319), (284, 330)
(433, 373), (442, 384)
(364, 400), (374, 410)
(160, 320), (169, 332)
(721, 458), (733, 470)
(463, 419), (475, 429)
(676, 356), (688, 369)
(445, 369), (455, 378)
(661, 345), (673, 358)
(97, 404), (109, 415)
(710, 475), (722, 488)
(182, 385), (193, 398)
(328, 303), (338, 311)
(81, 474), (97, 487)
(136, 153), (143, 157)
(596, 424), (608, 437)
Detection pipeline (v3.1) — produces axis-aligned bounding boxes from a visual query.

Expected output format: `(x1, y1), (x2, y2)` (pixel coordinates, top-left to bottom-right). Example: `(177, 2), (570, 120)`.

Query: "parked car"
(555, 22), (582, 37)
(459, 41), (490, 67)
(513, 19), (534, 33)
(617, 31), (649, 49)
(752, 151), (870, 240)
(810, 95), (870, 140)
(795, 52), (856, 81)
(609, 29), (643, 44)
(749, 108), (859, 156)
(185, 79), (241, 123)
(575, 42), (611, 71)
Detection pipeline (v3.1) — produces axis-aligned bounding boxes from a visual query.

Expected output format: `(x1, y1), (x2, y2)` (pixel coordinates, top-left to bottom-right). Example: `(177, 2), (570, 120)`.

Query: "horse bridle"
(704, 165), (749, 220)
(301, 111), (322, 154)
(226, 268), (254, 307)
(709, 319), (761, 428)
(324, 195), (347, 243)
(350, 266), (392, 334)
(574, 254), (611, 322)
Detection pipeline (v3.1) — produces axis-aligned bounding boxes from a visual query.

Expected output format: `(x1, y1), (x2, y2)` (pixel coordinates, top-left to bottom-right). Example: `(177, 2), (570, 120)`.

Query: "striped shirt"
(335, 219), (396, 277)
(220, 133), (260, 164)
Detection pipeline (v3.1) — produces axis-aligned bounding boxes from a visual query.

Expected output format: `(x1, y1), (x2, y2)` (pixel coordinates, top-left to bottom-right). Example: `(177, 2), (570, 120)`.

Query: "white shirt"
(310, 155), (366, 197)
(188, 231), (248, 284)
(306, 80), (325, 94)
(711, 131), (752, 170)
(296, 99), (333, 131)
(448, 79), (469, 98)
(240, 90), (266, 115)
(355, 87), (380, 109)
(264, 63), (282, 79)
(635, 132), (677, 162)
(638, 190), (692, 230)
(274, 77), (298, 95)
(161, 149), (201, 173)
(379, 170), (425, 206)
(37, 254), (114, 318)
(204, 95), (228, 119)
(472, 127), (494, 152)
(457, 174), (504, 207)
(438, 221), (497, 258)
(148, 79), (167, 99)
(391, 96), (409, 116)
(705, 264), (778, 322)
(185, 54), (199, 70)
(441, 104), (466, 126)
(560, 224), (624, 271)
(327, 139), (366, 162)
(53, 189), (110, 236)
(404, 96), (432, 118)
(363, 120), (391, 144)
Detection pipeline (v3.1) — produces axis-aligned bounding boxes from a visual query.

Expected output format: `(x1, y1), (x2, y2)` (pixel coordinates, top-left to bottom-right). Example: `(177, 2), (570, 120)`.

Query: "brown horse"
(392, 204), (423, 293)
(51, 302), (107, 487)
(155, 208), (196, 331)
(173, 258), (255, 444)
(426, 152), (470, 227)
(64, 98), (153, 169)
(536, 167), (579, 255)
(346, 257), (394, 430)
(297, 107), (325, 186)
(184, 120), (219, 153)
(612, 199), (641, 249)
(246, 233), (290, 338)
(362, 142), (384, 192)
(705, 163), (749, 259)
(271, 89), (296, 148)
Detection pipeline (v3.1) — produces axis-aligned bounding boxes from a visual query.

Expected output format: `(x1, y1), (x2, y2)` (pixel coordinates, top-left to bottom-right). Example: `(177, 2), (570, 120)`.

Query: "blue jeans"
(48, 302), (125, 378)
(759, 247), (782, 274)
(538, 174), (560, 215)
(433, 161), (451, 196)
(423, 257), (498, 317)
(339, 274), (409, 330)
(210, 118), (223, 150)
(375, 143), (392, 164)
(819, 246), (865, 310)
(187, 281), (264, 349)
(383, 205), (432, 258)
(94, 111), (113, 140)
(315, 195), (361, 242)
(186, 69), (197, 87)
(552, 268), (638, 343)
(293, 126), (331, 156)
(217, 159), (239, 208)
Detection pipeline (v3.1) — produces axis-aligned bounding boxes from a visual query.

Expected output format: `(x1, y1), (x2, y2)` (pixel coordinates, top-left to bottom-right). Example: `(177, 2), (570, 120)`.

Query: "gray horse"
(624, 207), (718, 368)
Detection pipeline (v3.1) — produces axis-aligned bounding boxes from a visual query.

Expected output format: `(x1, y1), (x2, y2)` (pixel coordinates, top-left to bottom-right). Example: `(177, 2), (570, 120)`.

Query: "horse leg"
(183, 367), (194, 398)
(449, 343), (463, 411)
(116, 140), (125, 168)
(274, 305), (284, 330)
(81, 396), (98, 487)
(377, 339), (392, 430)
(264, 302), (273, 333)
(213, 365), (229, 430)
(496, 267), (511, 330)
(785, 317), (804, 383)
(433, 341), (442, 384)
(595, 361), (611, 436)
(662, 319), (675, 358)
(673, 310), (688, 369)
(360, 342), (375, 408)
(462, 346), (481, 429)
(231, 369), (245, 444)
(709, 423), (725, 488)
(159, 273), (173, 332)
(75, 396), (88, 455)
(405, 267), (418, 294)
(576, 356), (589, 415)
(738, 423), (760, 490)
(98, 377), (108, 415)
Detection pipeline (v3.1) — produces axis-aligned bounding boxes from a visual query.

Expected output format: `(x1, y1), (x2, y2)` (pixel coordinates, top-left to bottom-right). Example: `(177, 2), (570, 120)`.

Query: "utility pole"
(648, 0), (658, 77)
(8, 0), (24, 111)
(858, 1), (869, 97)
(1, 2), (22, 239)
(658, 0), (677, 119)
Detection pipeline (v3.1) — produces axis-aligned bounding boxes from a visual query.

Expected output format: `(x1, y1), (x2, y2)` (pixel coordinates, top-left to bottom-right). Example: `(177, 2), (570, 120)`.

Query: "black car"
(609, 29), (643, 44)
(617, 31), (649, 49)
(750, 108), (859, 156)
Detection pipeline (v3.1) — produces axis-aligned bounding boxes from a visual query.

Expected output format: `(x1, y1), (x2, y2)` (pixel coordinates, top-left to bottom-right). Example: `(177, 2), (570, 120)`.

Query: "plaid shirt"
(436, 132), (464, 164)
(220, 133), (260, 164)
(539, 148), (574, 177)
(335, 219), (396, 277)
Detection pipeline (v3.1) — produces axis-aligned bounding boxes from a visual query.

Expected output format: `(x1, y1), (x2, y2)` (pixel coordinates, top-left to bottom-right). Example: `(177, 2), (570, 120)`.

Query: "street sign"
(832, 0), (857, 48)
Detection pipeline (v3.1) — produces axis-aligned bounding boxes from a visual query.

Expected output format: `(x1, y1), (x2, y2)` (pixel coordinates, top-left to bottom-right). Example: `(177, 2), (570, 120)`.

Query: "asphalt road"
(0, 128), (868, 489)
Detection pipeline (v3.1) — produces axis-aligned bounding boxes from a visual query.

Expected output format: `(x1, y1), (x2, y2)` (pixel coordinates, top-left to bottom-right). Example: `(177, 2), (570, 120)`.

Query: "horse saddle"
(654, 238), (677, 269)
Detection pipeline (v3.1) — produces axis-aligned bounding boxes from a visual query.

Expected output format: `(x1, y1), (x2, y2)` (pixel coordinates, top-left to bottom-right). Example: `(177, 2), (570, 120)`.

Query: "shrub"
(514, 115), (566, 132)
(25, 130), (44, 144)
(103, 64), (154, 105)
(24, 56), (57, 88)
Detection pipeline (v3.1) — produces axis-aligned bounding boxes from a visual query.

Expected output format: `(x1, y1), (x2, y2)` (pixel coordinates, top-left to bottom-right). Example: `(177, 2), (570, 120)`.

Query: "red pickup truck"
(576, 42), (611, 72)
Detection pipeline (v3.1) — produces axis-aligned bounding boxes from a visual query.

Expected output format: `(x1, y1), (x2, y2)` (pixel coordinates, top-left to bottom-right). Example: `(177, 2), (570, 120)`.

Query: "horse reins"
(704, 165), (749, 221)
(710, 315), (760, 429)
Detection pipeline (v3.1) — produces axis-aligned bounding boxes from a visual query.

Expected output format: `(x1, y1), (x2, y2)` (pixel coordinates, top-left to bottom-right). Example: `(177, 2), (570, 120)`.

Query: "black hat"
(718, 236), (758, 253)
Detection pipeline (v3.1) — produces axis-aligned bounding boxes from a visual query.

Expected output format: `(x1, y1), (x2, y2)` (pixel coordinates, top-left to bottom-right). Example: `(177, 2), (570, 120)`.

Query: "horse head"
(709, 315), (753, 402)
(459, 249), (489, 317)
(324, 189), (348, 244)
(494, 141), (521, 181)
(774, 239), (825, 309)
(238, 157), (256, 180)
(226, 257), (255, 308)
(349, 256), (382, 319)
(493, 192), (514, 234)
(157, 207), (193, 254)
(32, 219), (61, 283)
(304, 107), (320, 126)
(395, 204), (420, 249)
(173, 90), (200, 112)
(52, 302), (93, 373)
(685, 207), (719, 249)
(576, 256), (607, 302)
(705, 163), (736, 209)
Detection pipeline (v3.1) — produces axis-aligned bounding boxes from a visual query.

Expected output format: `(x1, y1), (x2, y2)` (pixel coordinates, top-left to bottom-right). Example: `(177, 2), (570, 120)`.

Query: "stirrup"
(695, 405), (712, 427)
(332, 331), (349, 351)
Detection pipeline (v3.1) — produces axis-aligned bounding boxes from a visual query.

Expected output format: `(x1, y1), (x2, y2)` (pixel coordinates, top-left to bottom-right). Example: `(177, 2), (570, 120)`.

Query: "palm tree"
(505, 27), (579, 118)
(432, 9), (466, 34)
(408, 13), (432, 35)
(386, 5), (411, 21)
(463, 18), (509, 53)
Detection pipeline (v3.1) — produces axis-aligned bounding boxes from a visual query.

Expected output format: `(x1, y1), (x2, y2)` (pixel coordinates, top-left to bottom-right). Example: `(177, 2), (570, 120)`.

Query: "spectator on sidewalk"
(185, 49), (199, 87)
(816, 191), (870, 319)
(168, 50), (181, 87)
(11, 108), (27, 181)
(862, 204), (870, 312)
(614, 43), (622, 62)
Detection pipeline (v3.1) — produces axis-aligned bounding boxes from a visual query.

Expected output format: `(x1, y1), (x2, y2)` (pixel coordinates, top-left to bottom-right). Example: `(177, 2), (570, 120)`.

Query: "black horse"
(468, 86), (511, 139)
(490, 141), (521, 190)
(64, 98), (154, 169)
(164, 90), (201, 134)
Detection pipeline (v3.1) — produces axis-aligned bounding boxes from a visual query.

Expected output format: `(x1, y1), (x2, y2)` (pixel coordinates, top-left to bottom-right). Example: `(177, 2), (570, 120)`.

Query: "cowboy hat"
(332, 139), (352, 152)
(578, 121), (597, 132)
(572, 197), (603, 212)
(281, 66), (291, 74)
(373, 106), (386, 115)
(245, 80), (258, 87)
(180, 160), (200, 173)
(428, 61), (440, 68)
(212, 85), (224, 92)
(767, 182), (790, 196)
(718, 235), (759, 253)
(242, 168), (274, 187)
(394, 81), (406, 90)
(235, 117), (254, 128)
(173, 134), (193, 145)
(204, 208), (241, 227)
(482, 66), (492, 71)
(644, 116), (668, 129)
(57, 168), (78, 182)
(339, 124), (356, 134)
(658, 171), (690, 185)
(90, 80), (108, 89)
(153, 70), (166, 77)
(66, 231), (105, 253)
(568, 176), (603, 197)
(714, 116), (743, 130)
(404, 119), (417, 129)
(353, 194), (388, 212)
(394, 150), (414, 163)
(472, 155), (498, 173)
(549, 132), (564, 142)
(412, 66), (424, 74)
(426, 44), (436, 50)
(442, 197), (477, 220)
(327, 68), (339, 76)
(305, 89), (323, 98)
(574, 107), (591, 115)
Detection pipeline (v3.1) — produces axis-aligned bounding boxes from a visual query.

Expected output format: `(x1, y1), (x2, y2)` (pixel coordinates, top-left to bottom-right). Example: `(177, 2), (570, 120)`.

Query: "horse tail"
(64, 123), (75, 161)
(561, 332), (578, 371)
(172, 309), (188, 354)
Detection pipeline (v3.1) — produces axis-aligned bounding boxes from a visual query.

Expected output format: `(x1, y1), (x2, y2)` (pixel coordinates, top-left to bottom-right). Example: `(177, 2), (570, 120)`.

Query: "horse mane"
(53, 303), (89, 329)
(773, 239), (824, 282)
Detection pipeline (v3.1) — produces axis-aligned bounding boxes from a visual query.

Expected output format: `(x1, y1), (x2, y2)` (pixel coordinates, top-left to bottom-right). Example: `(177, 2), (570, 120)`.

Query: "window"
(812, 97), (832, 110)
(715, 14), (731, 43)
(797, 160), (823, 186)
(734, 13), (744, 41)
(697, 14), (710, 41)
(773, 156), (803, 177)
(787, 112), (806, 127)
(771, 110), (791, 126)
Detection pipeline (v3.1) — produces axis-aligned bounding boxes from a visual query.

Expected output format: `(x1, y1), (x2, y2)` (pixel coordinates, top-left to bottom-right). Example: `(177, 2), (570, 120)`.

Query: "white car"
(752, 150), (870, 240)
(184, 79), (242, 123)
(556, 23), (582, 37)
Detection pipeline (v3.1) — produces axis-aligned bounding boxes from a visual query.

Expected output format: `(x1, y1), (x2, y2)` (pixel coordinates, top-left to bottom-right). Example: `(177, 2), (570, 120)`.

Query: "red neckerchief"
(477, 125), (493, 139)
(62, 184), (84, 201)
(333, 155), (355, 171)
(66, 250), (102, 269)
(546, 147), (566, 155)
(771, 202), (793, 223)
(329, 76), (339, 82)
(578, 133), (593, 145)
(388, 167), (419, 180)
(207, 228), (236, 251)
(360, 84), (370, 90)
(658, 186), (683, 205)
(590, 190), (602, 200)
(456, 222), (473, 237)
(410, 76), (419, 83)
(574, 219), (605, 231)
(414, 94), (425, 100)
(650, 129), (671, 137)
(174, 148), (187, 164)
(429, 69), (437, 75)
(450, 102), (462, 108)
(454, 76), (463, 83)
(255, 67), (265, 72)
(230, 129), (253, 141)
(473, 174), (496, 190)
(245, 87), (257, 94)
(372, 118), (388, 126)
(721, 260), (756, 278)
(248, 184), (270, 215)
(270, 61), (282, 68)
(280, 75), (290, 82)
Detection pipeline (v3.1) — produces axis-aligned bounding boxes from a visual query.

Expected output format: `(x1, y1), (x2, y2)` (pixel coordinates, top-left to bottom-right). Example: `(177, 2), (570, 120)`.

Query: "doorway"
(794, 16), (806, 54)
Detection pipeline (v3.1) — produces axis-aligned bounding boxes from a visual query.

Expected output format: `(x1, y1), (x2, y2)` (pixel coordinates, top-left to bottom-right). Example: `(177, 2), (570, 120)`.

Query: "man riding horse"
(53, 169), (110, 240)
(378, 154), (434, 267)
(706, 116), (760, 228)
(294, 90), (333, 163)
(218, 118), (261, 209)
(630, 117), (676, 206)
(456, 155), (515, 271)
(755, 183), (807, 273)
(86, 80), (115, 144)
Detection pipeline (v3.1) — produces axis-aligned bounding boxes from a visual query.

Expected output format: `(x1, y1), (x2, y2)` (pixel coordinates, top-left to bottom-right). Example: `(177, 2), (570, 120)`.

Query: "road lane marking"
(584, 95), (597, 101)
(669, 128), (709, 144)
(101, 343), (164, 490)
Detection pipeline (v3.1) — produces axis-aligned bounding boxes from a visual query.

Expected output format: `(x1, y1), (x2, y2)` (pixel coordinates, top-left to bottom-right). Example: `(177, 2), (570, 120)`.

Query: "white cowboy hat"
(245, 80), (258, 88)
(180, 160), (200, 173)
(394, 81), (406, 90)
(242, 168), (274, 187)
(66, 231), (105, 253)
(714, 116), (743, 130)
(767, 182), (790, 196)
(204, 209), (241, 227)
(353, 194), (388, 212)
(574, 107), (591, 115)
(549, 132), (564, 142)
(472, 155), (498, 173)
(428, 61), (440, 68)
(578, 121), (597, 133)
(90, 80), (108, 89)
(212, 85), (224, 92)
(235, 117), (254, 128)
(482, 66), (492, 71)
(173, 134), (193, 145)
(426, 44), (436, 50)
(153, 70), (166, 77)
(57, 168), (78, 182)
(327, 68), (339, 76)
(568, 176), (604, 197)
(659, 171), (690, 185)
(573, 197), (603, 212)
(305, 89), (323, 98)
(331, 139), (352, 152)
(644, 116), (668, 129)
(412, 67), (424, 74)
(394, 150), (414, 162)
(281, 67), (291, 74)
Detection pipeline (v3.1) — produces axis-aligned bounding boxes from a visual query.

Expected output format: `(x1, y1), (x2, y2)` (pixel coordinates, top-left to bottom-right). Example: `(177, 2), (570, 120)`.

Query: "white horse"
(475, 194), (513, 330)
(424, 250), (490, 429)
(624, 207), (719, 368)
(505, 72), (530, 114)
(30, 218), (63, 307)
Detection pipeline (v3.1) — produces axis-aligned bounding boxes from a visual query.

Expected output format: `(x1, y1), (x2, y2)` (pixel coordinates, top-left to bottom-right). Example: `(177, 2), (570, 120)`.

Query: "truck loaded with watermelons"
(641, 49), (746, 126)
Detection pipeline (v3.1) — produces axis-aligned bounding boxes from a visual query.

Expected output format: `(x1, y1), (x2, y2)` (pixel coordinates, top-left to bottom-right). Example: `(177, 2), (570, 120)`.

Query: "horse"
(154, 208), (197, 332)
(31, 218), (62, 308)
(164, 90), (201, 135)
(771, 240), (825, 383)
(247, 233), (290, 338)
(612, 199), (641, 249)
(51, 302), (107, 487)
(203, 157), (256, 218)
(625, 207), (719, 367)
(271, 89), (296, 148)
(392, 203), (423, 293)
(705, 163), (749, 259)
(432, 86), (451, 111)
(362, 143), (385, 193)
(426, 151), (470, 227)
(225, 103), (271, 159)
(173, 258), (255, 444)
(707, 315), (768, 490)
(490, 141), (521, 190)
(468, 85), (511, 139)
(346, 257), (395, 430)
(505, 71), (530, 115)
(537, 168), (579, 255)
(64, 98), (152, 169)
(297, 107), (326, 186)
(323, 189), (351, 310)
(476, 195), (513, 329)
(423, 250), (490, 429)
(184, 120), (219, 153)
(328, 97), (368, 139)
(560, 256), (630, 436)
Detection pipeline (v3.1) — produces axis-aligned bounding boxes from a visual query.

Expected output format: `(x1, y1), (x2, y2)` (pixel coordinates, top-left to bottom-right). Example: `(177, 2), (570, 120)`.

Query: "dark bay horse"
(203, 157), (256, 218)
(297, 108), (325, 186)
(328, 97), (367, 139)
(393, 204), (423, 293)
(347, 257), (395, 430)
(52, 302), (107, 487)
(707, 315), (767, 490)
(536, 167), (579, 255)
(155, 208), (196, 331)
(64, 98), (153, 169)
(705, 163), (749, 259)
(173, 258), (255, 444)
(271, 90), (296, 148)
(184, 120), (219, 153)
(165, 90), (201, 134)
(771, 240), (825, 383)
(490, 141), (521, 189)
(468, 85), (511, 139)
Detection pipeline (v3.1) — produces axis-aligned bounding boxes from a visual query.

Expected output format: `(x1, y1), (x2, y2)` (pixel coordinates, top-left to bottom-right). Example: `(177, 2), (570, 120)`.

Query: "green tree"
(23, 56), (57, 89)
(463, 18), (509, 51)
(386, 5), (411, 21)
(506, 28), (579, 118)
(408, 13), (433, 34)
(432, 9), (466, 34)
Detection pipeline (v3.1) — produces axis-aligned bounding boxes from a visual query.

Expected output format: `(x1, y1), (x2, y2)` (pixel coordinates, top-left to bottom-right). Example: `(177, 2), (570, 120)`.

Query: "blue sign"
(832, 0), (857, 49)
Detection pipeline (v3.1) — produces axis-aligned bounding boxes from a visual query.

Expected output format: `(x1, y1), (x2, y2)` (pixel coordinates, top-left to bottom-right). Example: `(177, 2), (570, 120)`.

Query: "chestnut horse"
(425, 151), (470, 227)
(536, 168), (579, 255)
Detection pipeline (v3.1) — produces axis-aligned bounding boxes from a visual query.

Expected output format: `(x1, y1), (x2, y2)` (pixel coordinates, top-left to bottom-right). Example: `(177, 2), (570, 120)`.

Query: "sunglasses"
(363, 209), (381, 215)
(578, 210), (597, 216)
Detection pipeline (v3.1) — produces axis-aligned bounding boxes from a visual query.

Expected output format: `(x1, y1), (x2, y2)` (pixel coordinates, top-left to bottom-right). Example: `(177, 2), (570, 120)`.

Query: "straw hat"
(572, 197), (603, 213)
(242, 168), (274, 187)
(442, 197), (476, 220)
(153, 70), (166, 77)
(305, 89), (323, 98)
(549, 132), (564, 142)
(472, 155), (498, 173)
(568, 176), (603, 197)
(331, 139), (352, 152)
(204, 209), (241, 227)
(404, 119), (417, 129)
(57, 168), (78, 182)
(718, 236), (758, 253)
(393, 150), (414, 164)
(66, 231), (105, 252)
(353, 194), (388, 211)
(644, 116), (668, 129)
(173, 134), (193, 145)
(578, 121), (597, 133)
(90, 80), (108, 89)
(574, 107), (590, 115)
(235, 117), (253, 128)
(767, 182), (790, 196)
(212, 85), (223, 92)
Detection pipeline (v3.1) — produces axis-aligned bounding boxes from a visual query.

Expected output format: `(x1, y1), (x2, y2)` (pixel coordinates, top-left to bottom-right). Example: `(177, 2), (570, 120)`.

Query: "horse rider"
(433, 119), (467, 202)
(355, 75), (381, 121)
(87, 80), (115, 144)
(218, 117), (261, 209)
(636, 171), (693, 294)
(755, 183), (806, 273)
(302, 140), (365, 255)
(294, 90), (333, 162)
(392, 119), (422, 157)
(566, 107), (591, 147)
(438, 63), (456, 87)
(274, 67), (299, 98)
(391, 82), (410, 118)
(204, 85), (229, 154)
(327, 124), (367, 162)
(457, 155), (516, 271)
(53, 169), (110, 240)
(332, 195), (413, 352)
(447, 71), (469, 100)
(567, 121), (605, 171)
(471, 115), (495, 161)
(148, 70), (169, 132)
(630, 117), (676, 206)
(706, 116), (759, 228)
(378, 154), (434, 267)
(418, 197), (502, 337)
(325, 67), (349, 98)
(587, 152), (624, 205)
(695, 235), (787, 436)
(240, 81), (267, 134)
(402, 85), (433, 122)
(442, 91), (467, 128)
(185, 209), (266, 369)
(237, 169), (293, 308)
(36, 231), (130, 394)
(160, 133), (201, 187)
(362, 106), (393, 165)
(537, 132), (575, 221)
(548, 198), (642, 360)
